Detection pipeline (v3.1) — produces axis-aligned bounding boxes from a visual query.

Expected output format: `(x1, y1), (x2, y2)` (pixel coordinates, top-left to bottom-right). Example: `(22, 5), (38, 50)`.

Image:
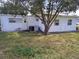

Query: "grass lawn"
(0, 32), (79, 59)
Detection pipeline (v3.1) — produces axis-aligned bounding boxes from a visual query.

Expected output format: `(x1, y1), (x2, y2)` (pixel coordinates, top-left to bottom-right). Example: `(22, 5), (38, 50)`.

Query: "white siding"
(49, 18), (77, 32)
(0, 14), (79, 32)
(38, 16), (78, 32)
(0, 15), (27, 32)
(26, 16), (39, 31)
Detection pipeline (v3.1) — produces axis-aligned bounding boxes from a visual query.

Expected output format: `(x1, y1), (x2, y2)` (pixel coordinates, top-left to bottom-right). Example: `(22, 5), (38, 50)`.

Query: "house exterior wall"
(26, 16), (39, 31)
(38, 16), (79, 32)
(0, 14), (79, 32)
(49, 17), (77, 32)
(0, 15), (27, 32)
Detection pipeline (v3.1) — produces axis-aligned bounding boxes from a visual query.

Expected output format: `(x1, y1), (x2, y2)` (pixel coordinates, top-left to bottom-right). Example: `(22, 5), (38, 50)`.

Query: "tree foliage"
(0, 0), (27, 15)
(25, 0), (79, 35)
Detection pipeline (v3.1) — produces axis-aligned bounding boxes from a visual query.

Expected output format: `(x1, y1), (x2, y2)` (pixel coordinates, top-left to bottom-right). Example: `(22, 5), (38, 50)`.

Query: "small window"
(9, 18), (16, 23)
(68, 19), (72, 25)
(24, 19), (26, 23)
(9, 18), (23, 23)
(36, 19), (39, 21)
(54, 19), (59, 26)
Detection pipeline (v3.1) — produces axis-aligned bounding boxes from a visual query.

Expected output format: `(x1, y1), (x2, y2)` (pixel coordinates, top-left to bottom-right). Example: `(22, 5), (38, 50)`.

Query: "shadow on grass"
(18, 32), (43, 37)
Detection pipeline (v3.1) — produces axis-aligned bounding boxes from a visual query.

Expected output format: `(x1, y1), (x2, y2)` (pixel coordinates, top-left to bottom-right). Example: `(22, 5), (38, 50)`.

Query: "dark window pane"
(68, 19), (72, 25)
(24, 19), (26, 23)
(36, 19), (39, 21)
(54, 20), (59, 26)
(9, 18), (16, 23)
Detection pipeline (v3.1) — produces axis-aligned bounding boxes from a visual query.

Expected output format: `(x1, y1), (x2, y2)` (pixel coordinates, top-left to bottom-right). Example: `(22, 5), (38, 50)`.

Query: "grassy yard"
(0, 32), (79, 59)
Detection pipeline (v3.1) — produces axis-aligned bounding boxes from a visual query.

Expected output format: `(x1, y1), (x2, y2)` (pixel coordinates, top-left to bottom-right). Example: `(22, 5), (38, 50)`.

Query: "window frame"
(54, 19), (59, 26)
(68, 19), (72, 25)
(24, 19), (27, 23)
(9, 18), (16, 23)
(9, 18), (23, 23)
(36, 19), (39, 21)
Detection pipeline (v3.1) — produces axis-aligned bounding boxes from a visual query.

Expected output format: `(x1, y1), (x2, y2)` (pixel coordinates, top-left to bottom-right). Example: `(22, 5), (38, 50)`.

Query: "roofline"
(0, 14), (79, 18)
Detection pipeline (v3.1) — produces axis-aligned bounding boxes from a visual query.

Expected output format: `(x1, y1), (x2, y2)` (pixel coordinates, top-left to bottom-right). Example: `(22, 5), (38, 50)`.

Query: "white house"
(0, 14), (79, 33)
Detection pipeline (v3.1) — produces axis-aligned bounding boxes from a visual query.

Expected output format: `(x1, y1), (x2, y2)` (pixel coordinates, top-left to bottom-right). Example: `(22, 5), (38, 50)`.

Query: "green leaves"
(1, 0), (79, 15)
(0, 0), (27, 15)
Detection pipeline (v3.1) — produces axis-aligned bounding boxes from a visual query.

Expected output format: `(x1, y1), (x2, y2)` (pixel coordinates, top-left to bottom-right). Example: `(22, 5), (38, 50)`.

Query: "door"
(29, 26), (34, 31)
(76, 24), (79, 31)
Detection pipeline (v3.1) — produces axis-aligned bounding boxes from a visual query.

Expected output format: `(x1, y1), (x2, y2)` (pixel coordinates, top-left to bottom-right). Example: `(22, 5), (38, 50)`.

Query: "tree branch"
(40, 6), (46, 25)
(49, 5), (64, 27)
(21, 1), (46, 23)
(47, 0), (52, 24)
(50, 0), (63, 22)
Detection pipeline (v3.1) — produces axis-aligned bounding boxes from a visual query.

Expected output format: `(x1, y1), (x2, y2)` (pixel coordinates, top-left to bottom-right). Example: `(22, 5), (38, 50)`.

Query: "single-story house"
(0, 14), (79, 32)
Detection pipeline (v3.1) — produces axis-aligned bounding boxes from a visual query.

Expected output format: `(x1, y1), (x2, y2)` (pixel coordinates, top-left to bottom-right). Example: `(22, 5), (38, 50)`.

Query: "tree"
(0, 0), (27, 15)
(23, 0), (79, 35)
(0, 0), (79, 35)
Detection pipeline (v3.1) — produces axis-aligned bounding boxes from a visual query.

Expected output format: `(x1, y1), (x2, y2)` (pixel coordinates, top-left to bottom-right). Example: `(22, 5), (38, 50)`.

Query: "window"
(9, 18), (16, 23)
(68, 19), (72, 25)
(9, 18), (23, 23)
(36, 19), (39, 21)
(24, 19), (26, 23)
(54, 19), (59, 26)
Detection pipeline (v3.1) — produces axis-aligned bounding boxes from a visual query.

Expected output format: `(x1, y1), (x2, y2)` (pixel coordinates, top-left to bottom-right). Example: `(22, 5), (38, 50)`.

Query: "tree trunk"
(44, 25), (49, 35)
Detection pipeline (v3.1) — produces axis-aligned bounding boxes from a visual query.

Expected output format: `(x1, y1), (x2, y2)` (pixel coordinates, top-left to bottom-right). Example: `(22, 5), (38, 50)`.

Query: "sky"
(67, 9), (79, 16)
(76, 10), (79, 16)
